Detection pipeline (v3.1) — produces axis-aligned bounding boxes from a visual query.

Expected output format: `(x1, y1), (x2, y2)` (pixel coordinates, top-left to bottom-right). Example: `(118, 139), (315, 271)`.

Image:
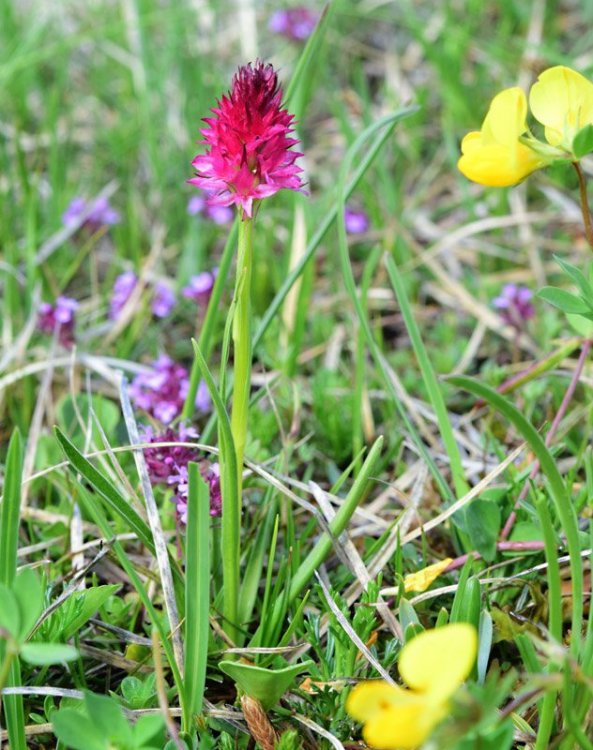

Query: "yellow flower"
(529, 65), (593, 151)
(346, 623), (477, 750)
(457, 87), (547, 186)
(403, 558), (453, 594)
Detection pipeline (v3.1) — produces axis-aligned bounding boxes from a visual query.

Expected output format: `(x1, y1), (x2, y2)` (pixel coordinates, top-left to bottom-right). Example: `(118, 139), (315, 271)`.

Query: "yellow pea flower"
(457, 87), (548, 186)
(346, 623), (477, 750)
(403, 558), (453, 594)
(529, 65), (593, 152)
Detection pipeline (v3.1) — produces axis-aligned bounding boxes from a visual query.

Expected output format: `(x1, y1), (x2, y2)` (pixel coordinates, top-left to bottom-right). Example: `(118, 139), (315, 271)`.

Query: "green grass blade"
(0, 429), (22, 586)
(269, 436), (384, 636)
(449, 376), (583, 657)
(183, 463), (211, 732)
(332, 111), (453, 503)
(75, 483), (185, 714)
(0, 429), (26, 750)
(385, 253), (469, 497)
(54, 427), (155, 552)
(253, 106), (418, 351)
(190, 338), (240, 644)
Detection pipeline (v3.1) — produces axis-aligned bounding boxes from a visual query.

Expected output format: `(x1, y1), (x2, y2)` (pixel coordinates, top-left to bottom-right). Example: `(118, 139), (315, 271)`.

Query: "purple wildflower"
(187, 195), (206, 216)
(152, 282), (176, 318)
(62, 196), (120, 232)
(37, 296), (79, 347)
(129, 355), (210, 424)
(182, 270), (218, 305)
(344, 205), (370, 234)
(268, 7), (319, 41)
(187, 195), (234, 224)
(142, 424), (200, 483)
(109, 271), (138, 320)
(141, 425), (221, 522)
(109, 273), (175, 321)
(493, 284), (535, 329)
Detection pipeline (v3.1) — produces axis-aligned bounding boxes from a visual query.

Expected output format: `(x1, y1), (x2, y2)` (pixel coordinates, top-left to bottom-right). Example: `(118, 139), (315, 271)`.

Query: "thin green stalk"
(230, 217), (254, 496)
(352, 246), (382, 475)
(535, 496), (562, 642)
(573, 161), (593, 250)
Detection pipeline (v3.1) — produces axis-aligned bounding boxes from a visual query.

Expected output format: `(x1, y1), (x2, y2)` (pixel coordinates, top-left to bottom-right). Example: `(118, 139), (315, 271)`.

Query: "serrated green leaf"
(537, 286), (591, 314)
(61, 584), (121, 640)
(573, 123), (593, 159)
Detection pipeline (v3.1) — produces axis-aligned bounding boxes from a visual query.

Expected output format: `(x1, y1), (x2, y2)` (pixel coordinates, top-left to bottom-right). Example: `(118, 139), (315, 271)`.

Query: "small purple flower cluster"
(268, 7), (319, 41)
(62, 196), (120, 232)
(109, 272), (175, 320)
(141, 424), (222, 521)
(129, 355), (210, 424)
(182, 269), (218, 306)
(492, 284), (535, 329)
(187, 195), (234, 225)
(37, 296), (79, 347)
(344, 205), (370, 234)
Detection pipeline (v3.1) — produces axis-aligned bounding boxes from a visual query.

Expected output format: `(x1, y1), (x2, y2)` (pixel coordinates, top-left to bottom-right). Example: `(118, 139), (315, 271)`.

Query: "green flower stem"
(231, 217), (254, 497)
(573, 161), (593, 250)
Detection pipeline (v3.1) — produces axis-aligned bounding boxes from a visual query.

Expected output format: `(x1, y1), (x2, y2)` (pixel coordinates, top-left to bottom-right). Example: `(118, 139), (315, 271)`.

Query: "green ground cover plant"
(3, 0), (593, 748)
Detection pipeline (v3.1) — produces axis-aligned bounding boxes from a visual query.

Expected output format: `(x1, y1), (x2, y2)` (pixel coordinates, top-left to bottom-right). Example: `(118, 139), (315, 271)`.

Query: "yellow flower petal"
(481, 87), (528, 147)
(529, 65), (593, 149)
(458, 86), (548, 186)
(457, 137), (544, 187)
(346, 681), (410, 724)
(403, 558), (453, 594)
(398, 623), (477, 699)
(363, 699), (444, 750)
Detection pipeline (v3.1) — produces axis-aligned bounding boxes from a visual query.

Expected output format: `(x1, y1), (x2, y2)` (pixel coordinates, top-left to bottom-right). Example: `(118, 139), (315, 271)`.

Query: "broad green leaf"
(536, 287), (591, 315)
(219, 660), (313, 710)
(52, 709), (107, 750)
(183, 463), (211, 725)
(84, 691), (133, 745)
(132, 714), (165, 745)
(0, 584), (20, 638)
(13, 568), (44, 640)
(553, 255), (593, 300)
(465, 498), (501, 562)
(20, 643), (78, 665)
(566, 312), (593, 337)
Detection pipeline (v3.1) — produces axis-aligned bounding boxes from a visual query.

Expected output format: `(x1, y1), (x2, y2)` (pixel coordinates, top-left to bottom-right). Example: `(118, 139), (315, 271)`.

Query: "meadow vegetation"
(2, 1), (593, 748)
